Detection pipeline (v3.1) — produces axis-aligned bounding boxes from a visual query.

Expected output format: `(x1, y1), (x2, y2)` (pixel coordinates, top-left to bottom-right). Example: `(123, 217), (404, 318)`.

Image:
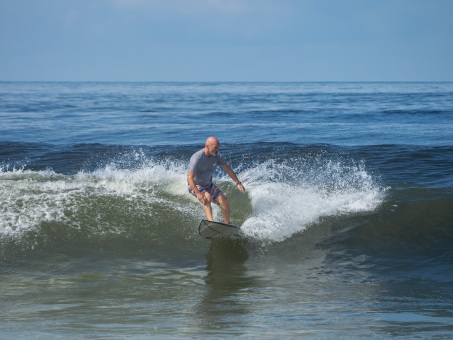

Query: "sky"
(1, 0), (452, 82)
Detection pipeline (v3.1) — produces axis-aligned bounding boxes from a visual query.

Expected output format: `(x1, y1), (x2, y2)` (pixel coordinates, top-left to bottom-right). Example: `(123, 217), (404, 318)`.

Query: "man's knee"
(217, 194), (229, 206)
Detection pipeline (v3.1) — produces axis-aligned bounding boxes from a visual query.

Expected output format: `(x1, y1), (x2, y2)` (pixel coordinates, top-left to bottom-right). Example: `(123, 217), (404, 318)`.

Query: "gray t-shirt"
(189, 149), (227, 187)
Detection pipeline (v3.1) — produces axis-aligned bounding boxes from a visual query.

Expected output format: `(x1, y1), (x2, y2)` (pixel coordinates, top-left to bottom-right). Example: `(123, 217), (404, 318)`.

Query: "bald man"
(187, 136), (245, 224)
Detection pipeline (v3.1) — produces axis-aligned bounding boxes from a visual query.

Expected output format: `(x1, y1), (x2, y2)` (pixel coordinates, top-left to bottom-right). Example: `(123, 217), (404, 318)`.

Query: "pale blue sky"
(1, 0), (452, 81)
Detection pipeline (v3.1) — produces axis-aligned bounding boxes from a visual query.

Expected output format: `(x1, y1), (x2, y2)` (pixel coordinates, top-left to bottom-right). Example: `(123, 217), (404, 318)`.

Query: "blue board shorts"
(188, 183), (222, 205)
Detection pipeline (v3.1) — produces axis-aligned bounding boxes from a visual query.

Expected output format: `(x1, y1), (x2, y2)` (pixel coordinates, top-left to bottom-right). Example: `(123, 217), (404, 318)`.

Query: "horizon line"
(1, 80), (452, 83)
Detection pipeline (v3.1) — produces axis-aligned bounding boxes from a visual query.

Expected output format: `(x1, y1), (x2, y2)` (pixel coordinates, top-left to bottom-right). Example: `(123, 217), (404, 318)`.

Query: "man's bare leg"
(203, 192), (214, 221)
(216, 194), (230, 224)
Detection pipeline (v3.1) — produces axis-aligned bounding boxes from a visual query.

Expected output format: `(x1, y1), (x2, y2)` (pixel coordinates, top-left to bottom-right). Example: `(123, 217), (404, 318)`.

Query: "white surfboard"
(198, 219), (241, 239)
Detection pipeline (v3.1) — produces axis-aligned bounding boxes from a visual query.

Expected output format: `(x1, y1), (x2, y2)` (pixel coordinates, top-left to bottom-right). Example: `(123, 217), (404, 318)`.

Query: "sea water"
(1, 82), (452, 338)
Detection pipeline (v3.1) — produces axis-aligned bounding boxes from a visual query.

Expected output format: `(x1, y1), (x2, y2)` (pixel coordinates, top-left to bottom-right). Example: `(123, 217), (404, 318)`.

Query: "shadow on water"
(195, 237), (255, 330)
(205, 238), (249, 289)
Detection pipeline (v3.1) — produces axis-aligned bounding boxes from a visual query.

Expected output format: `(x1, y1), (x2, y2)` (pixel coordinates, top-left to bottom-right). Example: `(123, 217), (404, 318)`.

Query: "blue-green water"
(1, 82), (453, 338)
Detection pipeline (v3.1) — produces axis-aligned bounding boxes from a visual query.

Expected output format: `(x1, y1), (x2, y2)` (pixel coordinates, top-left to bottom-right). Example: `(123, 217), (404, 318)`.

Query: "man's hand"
(237, 183), (245, 192)
(196, 192), (206, 204)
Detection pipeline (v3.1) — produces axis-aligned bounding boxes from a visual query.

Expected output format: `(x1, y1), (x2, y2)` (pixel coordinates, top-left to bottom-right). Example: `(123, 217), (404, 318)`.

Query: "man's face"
(206, 141), (219, 157)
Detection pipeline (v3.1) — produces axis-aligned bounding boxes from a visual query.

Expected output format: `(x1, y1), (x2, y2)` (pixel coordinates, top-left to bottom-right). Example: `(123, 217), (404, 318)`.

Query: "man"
(188, 136), (245, 224)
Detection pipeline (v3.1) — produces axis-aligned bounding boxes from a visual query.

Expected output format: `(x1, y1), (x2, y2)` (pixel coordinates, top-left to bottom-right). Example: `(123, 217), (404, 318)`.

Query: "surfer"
(188, 136), (245, 224)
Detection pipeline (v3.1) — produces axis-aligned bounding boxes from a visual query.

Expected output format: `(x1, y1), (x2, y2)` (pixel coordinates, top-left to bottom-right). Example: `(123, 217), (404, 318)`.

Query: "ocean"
(1, 82), (452, 338)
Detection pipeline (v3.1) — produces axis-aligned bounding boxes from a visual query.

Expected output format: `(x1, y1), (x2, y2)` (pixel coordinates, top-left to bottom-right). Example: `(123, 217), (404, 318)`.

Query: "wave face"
(2, 140), (451, 279)
(0, 144), (387, 257)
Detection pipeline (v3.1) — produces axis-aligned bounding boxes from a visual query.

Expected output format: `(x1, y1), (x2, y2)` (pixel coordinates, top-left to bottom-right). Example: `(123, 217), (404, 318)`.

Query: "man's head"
(205, 136), (220, 157)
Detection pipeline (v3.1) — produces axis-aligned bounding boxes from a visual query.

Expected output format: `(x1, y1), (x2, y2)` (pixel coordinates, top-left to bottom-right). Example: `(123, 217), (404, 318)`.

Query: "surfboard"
(198, 219), (241, 239)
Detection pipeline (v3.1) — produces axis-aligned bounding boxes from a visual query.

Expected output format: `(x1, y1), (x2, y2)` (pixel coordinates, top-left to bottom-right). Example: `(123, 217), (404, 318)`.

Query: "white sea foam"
(0, 156), (385, 242)
(237, 159), (386, 242)
(0, 160), (192, 237)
